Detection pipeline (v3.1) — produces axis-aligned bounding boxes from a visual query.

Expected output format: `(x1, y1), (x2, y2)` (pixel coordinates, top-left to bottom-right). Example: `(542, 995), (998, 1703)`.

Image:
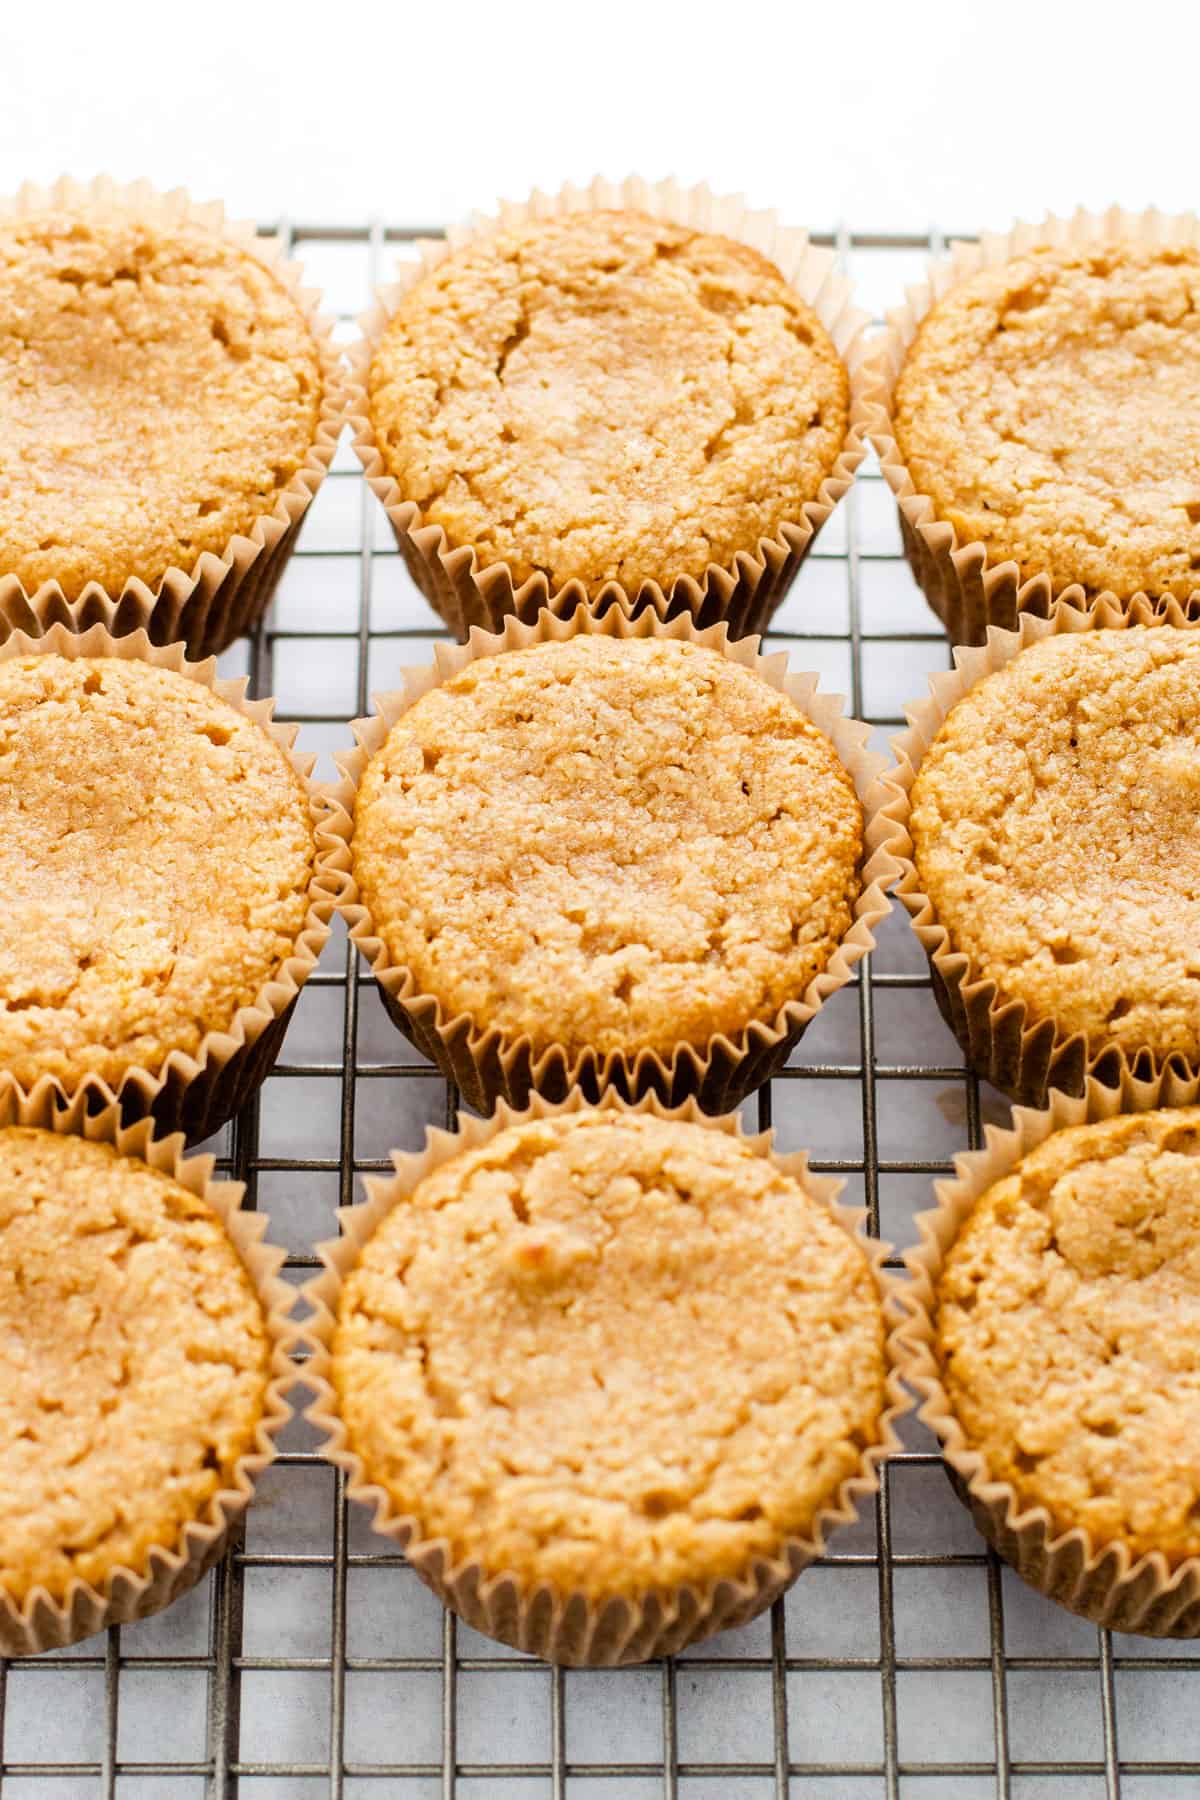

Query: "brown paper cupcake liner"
(0, 1077), (296, 1655)
(0, 619), (351, 1142)
(898, 1067), (1200, 1635)
(863, 205), (1200, 645)
(349, 176), (871, 641)
(326, 601), (899, 1115)
(0, 175), (347, 660)
(302, 1087), (909, 1666)
(881, 589), (1200, 1109)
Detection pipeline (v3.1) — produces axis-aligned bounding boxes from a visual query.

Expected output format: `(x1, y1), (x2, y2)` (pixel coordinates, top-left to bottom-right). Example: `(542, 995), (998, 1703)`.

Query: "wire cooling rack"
(0, 220), (1197, 1800)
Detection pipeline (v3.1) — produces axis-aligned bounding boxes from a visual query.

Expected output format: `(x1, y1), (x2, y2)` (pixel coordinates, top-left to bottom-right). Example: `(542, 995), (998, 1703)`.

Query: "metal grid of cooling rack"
(0, 220), (1196, 1800)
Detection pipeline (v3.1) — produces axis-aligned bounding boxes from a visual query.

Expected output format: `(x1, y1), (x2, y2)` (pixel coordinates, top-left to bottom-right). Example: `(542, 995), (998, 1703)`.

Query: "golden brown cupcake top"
(368, 209), (850, 594)
(0, 655), (315, 1090)
(333, 1111), (886, 1596)
(353, 636), (864, 1060)
(0, 1129), (269, 1603)
(892, 241), (1200, 600)
(0, 208), (323, 598)
(936, 1107), (1200, 1565)
(910, 626), (1200, 1064)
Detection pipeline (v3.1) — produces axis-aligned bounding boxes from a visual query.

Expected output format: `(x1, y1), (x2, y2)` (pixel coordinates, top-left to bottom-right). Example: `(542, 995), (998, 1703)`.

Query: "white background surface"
(1, 0), (1196, 236)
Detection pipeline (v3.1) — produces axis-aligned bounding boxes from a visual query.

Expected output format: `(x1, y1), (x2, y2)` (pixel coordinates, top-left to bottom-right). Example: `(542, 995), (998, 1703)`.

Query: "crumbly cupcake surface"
(892, 241), (1200, 600)
(936, 1107), (1200, 1564)
(333, 1112), (886, 1596)
(368, 209), (849, 593)
(0, 1129), (269, 1603)
(910, 626), (1200, 1063)
(0, 655), (315, 1089)
(0, 210), (323, 597)
(353, 636), (864, 1059)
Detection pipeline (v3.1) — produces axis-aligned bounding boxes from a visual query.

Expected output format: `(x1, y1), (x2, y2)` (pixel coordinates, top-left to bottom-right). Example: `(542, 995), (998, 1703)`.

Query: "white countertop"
(1, 0), (1191, 236)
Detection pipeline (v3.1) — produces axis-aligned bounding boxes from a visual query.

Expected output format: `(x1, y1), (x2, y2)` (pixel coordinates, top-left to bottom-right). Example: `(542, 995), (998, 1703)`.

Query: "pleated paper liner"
(348, 176), (872, 641)
(863, 205), (1200, 645)
(881, 590), (1200, 1110)
(0, 175), (347, 660)
(302, 1088), (910, 1667)
(0, 1078), (296, 1655)
(898, 1067), (1200, 1636)
(326, 601), (899, 1116)
(0, 620), (351, 1142)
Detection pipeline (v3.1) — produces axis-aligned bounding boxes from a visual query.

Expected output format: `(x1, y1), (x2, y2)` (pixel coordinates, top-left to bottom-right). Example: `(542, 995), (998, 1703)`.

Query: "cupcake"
(867, 209), (1200, 643)
(901, 1075), (1200, 1635)
(886, 597), (1200, 1106)
(335, 606), (896, 1114)
(305, 1094), (904, 1665)
(352, 178), (869, 639)
(0, 627), (345, 1138)
(0, 176), (344, 658)
(0, 1084), (292, 1655)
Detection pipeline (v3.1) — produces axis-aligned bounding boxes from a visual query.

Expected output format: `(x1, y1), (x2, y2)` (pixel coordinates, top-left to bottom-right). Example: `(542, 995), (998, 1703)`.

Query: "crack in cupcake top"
(333, 1112), (886, 1597)
(0, 1128), (269, 1604)
(352, 636), (864, 1061)
(892, 241), (1200, 600)
(909, 626), (1200, 1063)
(368, 209), (849, 594)
(935, 1107), (1200, 1564)
(0, 655), (315, 1090)
(0, 209), (323, 598)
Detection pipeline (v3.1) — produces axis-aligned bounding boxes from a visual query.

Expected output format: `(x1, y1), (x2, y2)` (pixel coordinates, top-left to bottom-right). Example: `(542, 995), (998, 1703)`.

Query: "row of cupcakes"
(0, 595), (1190, 1666)
(0, 607), (885, 1140)
(0, 592), (1193, 1139)
(335, 592), (1200, 1121)
(0, 174), (866, 652)
(3, 177), (1198, 652)
(4, 1072), (1196, 1663)
(0, 608), (1192, 1659)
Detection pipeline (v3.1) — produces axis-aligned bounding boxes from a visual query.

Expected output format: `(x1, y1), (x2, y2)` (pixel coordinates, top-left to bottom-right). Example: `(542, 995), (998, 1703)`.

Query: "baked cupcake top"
(333, 1112), (886, 1596)
(353, 636), (864, 1059)
(0, 1128), (269, 1602)
(909, 626), (1200, 1064)
(935, 1107), (1200, 1564)
(892, 241), (1200, 600)
(0, 209), (323, 598)
(368, 209), (850, 594)
(0, 655), (315, 1089)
